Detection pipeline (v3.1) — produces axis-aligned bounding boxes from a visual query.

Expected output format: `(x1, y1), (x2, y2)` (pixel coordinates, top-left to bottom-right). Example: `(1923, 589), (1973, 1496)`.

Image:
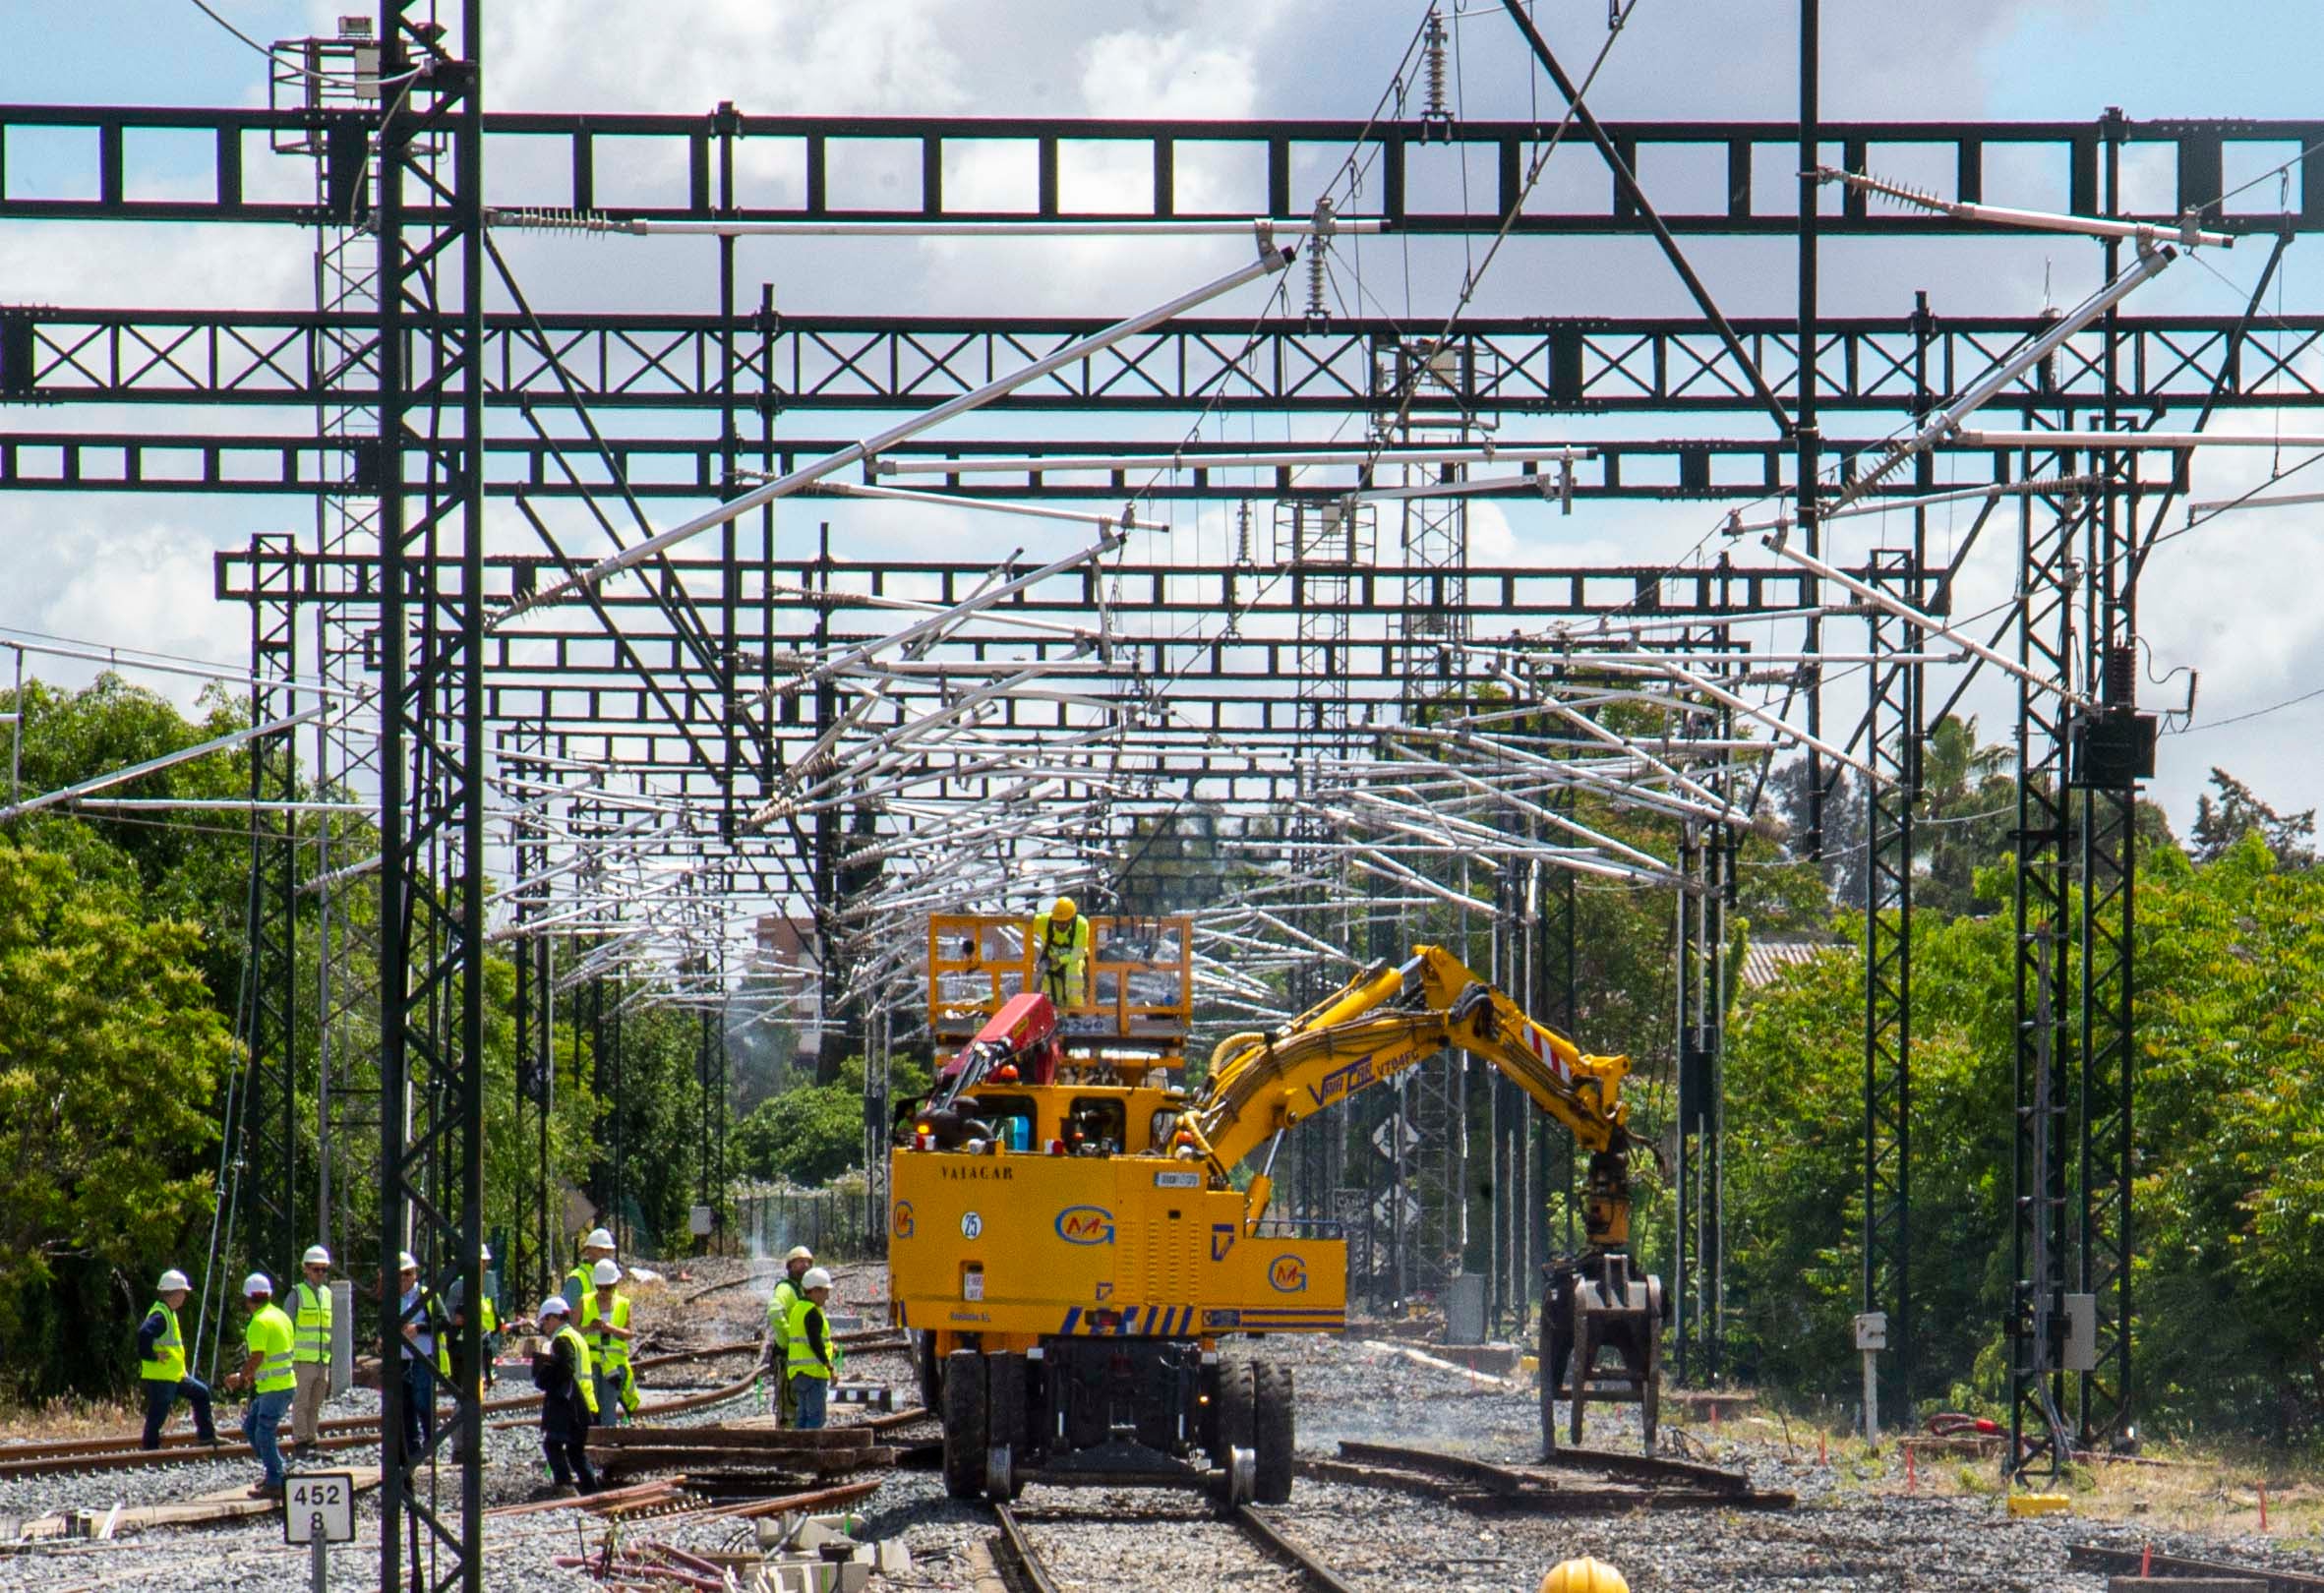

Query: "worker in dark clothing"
(137, 1268), (219, 1450)
(530, 1298), (599, 1496)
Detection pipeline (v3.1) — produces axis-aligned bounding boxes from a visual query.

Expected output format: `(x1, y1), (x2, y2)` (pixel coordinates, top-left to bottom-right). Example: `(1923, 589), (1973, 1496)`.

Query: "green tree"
(2189, 766), (2316, 868)
(733, 1053), (929, 1187)
(0, 840), (233, 1399)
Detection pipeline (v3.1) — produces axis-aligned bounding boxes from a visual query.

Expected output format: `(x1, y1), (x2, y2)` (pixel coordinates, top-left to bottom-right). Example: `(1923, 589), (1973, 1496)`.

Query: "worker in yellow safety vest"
(1036, 896), (1092, 1009)
(288, 1244), (333, 1453)
(784, 1268), (844, 1430)
(530, 1299), (599, 1496)
(578, 1259), (639, 1422)
(760, 1245), (814, 1425)
(562, 1226), (617, 1314)
(223, 1273), (297, 1497)
(136, 1268), (218, 1450)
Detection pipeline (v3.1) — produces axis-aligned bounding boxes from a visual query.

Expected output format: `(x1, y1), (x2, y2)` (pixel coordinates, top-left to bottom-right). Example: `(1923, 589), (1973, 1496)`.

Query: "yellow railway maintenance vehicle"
(889, 914), (1663, 1503)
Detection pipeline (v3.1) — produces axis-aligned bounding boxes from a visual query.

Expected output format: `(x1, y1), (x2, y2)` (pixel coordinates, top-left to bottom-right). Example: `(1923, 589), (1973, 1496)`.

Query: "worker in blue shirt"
(393, 1250), (442, 1463)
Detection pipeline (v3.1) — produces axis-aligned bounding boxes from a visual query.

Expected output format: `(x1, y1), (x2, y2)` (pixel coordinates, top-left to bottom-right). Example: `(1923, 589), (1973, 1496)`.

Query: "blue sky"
(5, 1), (2323, 835)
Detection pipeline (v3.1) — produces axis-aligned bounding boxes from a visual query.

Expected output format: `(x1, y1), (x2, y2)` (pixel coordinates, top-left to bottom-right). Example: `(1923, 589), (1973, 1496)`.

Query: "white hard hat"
(479, 1244), (492, 1264)
(243, 1272), (273, 1298)
(302, 1245), (331, 1268)
(583, 1228), (616, 1251)
(802, 1267), (833, 1291)
(536, 1299), (568, 1324)
(398, 1251), (419, 1272)
(784, 1245), (814, 1264)
(592, 1260), (623, 1286)
(157, 1268), (191, 1292)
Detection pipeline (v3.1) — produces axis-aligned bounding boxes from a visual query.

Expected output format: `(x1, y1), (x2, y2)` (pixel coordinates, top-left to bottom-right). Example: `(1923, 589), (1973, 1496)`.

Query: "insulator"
(1304, 239), (1329, 324)
(1234, 502), (1254, 565)
(1422, 10), (1450, 123)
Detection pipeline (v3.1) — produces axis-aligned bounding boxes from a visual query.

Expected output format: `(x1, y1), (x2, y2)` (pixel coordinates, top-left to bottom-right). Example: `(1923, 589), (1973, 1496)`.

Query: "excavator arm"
(1181, 945), (1640, 1245)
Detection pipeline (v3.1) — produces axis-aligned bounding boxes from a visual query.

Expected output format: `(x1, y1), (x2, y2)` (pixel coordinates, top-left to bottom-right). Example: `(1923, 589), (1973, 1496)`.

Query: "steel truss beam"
(237, 531), (301, 1293)
(1862, 546), (1918, 1421)
(18, 307), (2321, 418)
(2008, 483), (2081, 1482)
(0, 428), (2171, 500)
(372, 3), (489, 1586)
(1, 103), (2316, 235)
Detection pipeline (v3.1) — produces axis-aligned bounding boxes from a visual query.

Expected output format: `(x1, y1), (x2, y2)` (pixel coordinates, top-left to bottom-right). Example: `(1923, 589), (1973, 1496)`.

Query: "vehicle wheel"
(914, 1332), (941, 1414)
(1252, 1362), (1294, 1504)
(1213, 1356), (1255, 1470)
(985, 1353), (1026, 1500)
(940, 1350), (987, 1501)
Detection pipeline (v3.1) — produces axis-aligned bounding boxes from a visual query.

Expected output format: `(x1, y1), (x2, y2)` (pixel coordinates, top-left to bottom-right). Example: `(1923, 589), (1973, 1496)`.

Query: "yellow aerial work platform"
(925, 913), (1193, 1050)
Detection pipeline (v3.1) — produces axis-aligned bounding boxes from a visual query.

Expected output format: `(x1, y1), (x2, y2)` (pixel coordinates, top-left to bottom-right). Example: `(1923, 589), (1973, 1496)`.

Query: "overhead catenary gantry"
(8, 7), (2324, 1579)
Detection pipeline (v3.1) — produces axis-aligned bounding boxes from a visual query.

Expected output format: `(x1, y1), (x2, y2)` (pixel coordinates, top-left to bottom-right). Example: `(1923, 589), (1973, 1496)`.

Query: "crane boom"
(1186, 944), (1633, 1177)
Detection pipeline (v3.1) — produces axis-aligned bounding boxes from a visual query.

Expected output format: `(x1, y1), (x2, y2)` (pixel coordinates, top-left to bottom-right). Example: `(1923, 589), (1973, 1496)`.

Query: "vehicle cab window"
(966, 1093), (1036, 1151)
(1065, 1096), (1126, 1154)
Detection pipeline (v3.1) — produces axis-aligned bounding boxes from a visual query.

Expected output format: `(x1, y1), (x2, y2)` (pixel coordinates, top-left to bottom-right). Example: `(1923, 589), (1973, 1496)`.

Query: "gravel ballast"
(10, 1279), (2324, 1592)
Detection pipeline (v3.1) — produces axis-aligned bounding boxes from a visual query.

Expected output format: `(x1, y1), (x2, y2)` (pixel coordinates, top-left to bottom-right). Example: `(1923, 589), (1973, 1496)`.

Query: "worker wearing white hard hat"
(761, 1245), (816, 1427)
(137, 1267), (218, 1450)
(225, 1274), (296, 1497)
(288, 1245), (334, 1452)
(392, 1251), (443, 1464)
(1036, 897), (1092, 1009)
(530, 1299), (599, 1496)
(561, 1226), (618, 1316)
(783, 1267), (844, 1430)
(579, 1259), (638, 1423)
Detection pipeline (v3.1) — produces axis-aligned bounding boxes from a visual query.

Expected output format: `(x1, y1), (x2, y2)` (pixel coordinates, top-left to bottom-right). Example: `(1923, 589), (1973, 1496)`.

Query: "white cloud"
(8, 514), (257, 711)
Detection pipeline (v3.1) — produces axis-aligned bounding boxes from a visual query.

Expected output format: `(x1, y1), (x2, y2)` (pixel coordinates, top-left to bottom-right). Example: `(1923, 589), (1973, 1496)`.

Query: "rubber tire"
(940, 1350), (988, 1501)
(986, 1353), (1026, 1500)
(1214, 1357), (1255, 1470)
(1252, 1362), (1294, 1504)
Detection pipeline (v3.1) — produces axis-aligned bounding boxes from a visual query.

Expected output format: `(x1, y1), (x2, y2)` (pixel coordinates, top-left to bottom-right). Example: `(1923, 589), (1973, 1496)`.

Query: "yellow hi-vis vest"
(1042, 912), (1091, 980)
(579, 1290), (631, 1371)
(142, 1300), (186, 1384)
(784, 1297), (841, 1382)
(767, 1278), (801, 1351)
(553, 1324), (598, 1416)
(246, 1303), (297, 1393)
(292, 1281), (332, 1365)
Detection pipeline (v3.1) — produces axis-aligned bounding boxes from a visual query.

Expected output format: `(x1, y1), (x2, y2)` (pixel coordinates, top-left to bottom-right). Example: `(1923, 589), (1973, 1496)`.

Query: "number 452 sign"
(284, 1472), (356, 1545)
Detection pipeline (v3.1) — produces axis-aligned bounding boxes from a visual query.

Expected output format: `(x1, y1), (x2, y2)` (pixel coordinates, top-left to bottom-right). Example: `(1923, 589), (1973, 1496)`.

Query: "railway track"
(992, 1496), (1357, 1593)
(0, 1339), (769, 1480)
(1306, 1438), (1795, 1512)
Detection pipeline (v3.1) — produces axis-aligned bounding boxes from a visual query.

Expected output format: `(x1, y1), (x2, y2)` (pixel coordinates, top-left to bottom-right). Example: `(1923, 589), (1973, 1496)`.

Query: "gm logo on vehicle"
(891, 1201), (915, 1239)
(1055, 1205), (1115, 1246)
(1268, 1254), (1308, 1293)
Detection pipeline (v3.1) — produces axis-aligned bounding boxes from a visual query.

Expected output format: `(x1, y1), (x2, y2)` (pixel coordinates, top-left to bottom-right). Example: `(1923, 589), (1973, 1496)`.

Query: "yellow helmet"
(1051, 897), (1078, 920)
(1539, 1560), (1629, 1593)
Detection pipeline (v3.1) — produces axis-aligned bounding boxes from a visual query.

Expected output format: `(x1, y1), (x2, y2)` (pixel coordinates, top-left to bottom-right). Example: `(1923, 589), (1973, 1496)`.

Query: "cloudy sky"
(4, 1), (2322, 832)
